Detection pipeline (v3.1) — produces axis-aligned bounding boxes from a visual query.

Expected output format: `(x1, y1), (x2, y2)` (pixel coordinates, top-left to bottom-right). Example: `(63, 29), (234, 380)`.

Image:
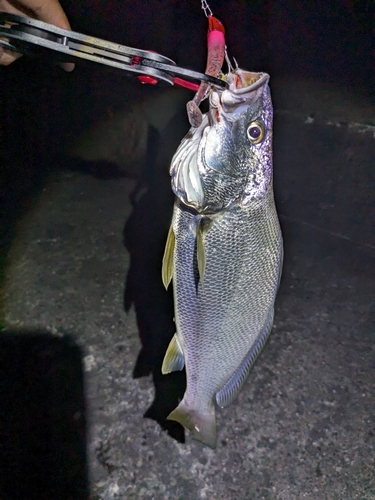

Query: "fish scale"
(162, 70), (283, 447)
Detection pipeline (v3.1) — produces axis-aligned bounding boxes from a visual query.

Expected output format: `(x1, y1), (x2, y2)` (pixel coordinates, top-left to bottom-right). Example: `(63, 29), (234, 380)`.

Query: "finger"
(0, 0), (27, 15)
(11, 0), (72, 30)
(19, 0), (75, 70)
(0, 0), (75, 70)
(61, 61), (74, 72)
(0, 45), (22, 65)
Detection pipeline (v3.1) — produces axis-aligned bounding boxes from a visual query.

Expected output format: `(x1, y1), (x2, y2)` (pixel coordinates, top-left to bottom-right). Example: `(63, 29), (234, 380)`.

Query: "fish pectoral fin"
(161, 333), (185, 374)
(215, 309), (275, 408)
(167, 401), (217, 448)
(162, 224), (175, 290)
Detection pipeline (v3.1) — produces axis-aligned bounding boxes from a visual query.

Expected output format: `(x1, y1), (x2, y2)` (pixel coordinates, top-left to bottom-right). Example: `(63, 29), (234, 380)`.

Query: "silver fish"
(161, 69), (283, 447)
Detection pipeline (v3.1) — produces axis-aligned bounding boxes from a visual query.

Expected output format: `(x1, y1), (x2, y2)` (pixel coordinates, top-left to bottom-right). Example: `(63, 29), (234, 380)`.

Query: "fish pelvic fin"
(196, 224), (206, 286)
(196, 217), (213, 287)
(161, 224), (175, 290)
(161, 333), (185, 374)
(167, 401), (217, 448)
(216, 309), (275, 408)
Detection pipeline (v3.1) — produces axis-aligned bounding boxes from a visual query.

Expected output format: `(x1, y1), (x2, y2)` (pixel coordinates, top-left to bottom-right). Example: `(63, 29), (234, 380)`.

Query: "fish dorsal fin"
(167, 400), (217, 448)
(162, 224), (175, 290)
(215, 309), (274, 408)
(161, 333), (185, 374)
(196, 217), (213, 286)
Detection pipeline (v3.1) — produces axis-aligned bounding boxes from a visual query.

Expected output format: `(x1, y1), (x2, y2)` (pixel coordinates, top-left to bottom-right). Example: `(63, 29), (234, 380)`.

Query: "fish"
(161, 68), (283, 447)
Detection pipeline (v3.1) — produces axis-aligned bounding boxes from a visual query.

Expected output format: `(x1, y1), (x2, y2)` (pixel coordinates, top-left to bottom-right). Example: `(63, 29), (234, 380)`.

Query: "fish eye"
(247, 121), (265, 144)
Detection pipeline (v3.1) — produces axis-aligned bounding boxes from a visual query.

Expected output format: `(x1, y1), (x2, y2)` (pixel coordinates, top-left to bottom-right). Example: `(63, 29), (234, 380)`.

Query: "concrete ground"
(1, 71), (374, 500)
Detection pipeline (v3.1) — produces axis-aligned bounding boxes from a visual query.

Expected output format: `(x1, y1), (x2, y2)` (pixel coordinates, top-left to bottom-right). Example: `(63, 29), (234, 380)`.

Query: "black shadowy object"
(62, 157), (129, 180)
(0, 330), (89, 500)
(123, 117), (188, 444)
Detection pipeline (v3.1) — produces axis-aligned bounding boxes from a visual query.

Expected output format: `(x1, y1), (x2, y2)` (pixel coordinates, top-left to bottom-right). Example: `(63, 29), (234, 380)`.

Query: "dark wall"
(0, 0), (373, 256)
(61, 0), (373, 90)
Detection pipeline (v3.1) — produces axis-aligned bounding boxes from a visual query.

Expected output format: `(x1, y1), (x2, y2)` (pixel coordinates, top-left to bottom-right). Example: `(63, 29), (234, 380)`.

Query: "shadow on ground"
(122, 117), (189, 443)
(0, 330), (89, 500)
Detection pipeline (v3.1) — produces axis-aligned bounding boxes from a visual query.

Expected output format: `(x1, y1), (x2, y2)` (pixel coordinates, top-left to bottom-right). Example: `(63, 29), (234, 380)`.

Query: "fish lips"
(223, 71), (270, 113)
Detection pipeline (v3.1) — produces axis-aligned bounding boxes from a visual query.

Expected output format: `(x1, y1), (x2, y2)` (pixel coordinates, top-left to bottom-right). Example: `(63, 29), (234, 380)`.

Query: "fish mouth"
(220, 71), (270, 116)
(227, 70), (268, 92)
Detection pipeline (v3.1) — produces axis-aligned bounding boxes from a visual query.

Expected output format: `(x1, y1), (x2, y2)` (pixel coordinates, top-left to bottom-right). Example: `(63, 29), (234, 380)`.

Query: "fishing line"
(201, 0), (213, 18)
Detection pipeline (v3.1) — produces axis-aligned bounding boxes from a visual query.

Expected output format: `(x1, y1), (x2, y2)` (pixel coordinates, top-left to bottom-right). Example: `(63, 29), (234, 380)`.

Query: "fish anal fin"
(167, 401), (217, 448)
(162, 224), (175, 290)
(161, 333), (185, 374)
(216, 309), (275, 408)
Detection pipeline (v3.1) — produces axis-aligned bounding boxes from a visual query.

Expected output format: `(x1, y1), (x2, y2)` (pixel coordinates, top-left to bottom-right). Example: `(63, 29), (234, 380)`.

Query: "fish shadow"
(123, 120), (188, 443)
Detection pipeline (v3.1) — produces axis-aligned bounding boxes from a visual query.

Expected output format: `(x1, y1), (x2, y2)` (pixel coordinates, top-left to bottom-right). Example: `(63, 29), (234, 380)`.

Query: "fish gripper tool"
(0, 13), (227, 90)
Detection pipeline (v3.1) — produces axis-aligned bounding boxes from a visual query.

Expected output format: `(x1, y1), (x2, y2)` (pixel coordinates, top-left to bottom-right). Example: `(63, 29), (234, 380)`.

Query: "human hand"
(0, 0), (74, 70)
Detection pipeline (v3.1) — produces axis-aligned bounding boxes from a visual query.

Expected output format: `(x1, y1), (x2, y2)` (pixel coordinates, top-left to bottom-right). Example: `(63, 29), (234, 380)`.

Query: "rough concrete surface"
(2, 77), (375, 500)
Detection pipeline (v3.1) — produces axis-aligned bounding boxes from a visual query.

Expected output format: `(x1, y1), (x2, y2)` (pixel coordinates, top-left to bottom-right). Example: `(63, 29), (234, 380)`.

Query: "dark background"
(1, 0), (373, 255)
(0, 0), (375, 282)
(0, 1), (373, 498)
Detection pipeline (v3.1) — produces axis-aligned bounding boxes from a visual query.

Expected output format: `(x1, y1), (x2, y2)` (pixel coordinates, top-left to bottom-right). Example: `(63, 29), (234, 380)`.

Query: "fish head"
(170, 70), (273, 213)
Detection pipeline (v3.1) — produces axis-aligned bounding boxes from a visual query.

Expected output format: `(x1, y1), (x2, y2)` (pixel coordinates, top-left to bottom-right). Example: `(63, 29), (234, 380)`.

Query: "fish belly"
(168, 191), (282, 446)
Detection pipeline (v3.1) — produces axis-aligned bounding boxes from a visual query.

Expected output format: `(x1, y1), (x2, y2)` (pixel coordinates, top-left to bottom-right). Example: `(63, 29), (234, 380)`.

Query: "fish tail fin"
(167, 400), (217, 448)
